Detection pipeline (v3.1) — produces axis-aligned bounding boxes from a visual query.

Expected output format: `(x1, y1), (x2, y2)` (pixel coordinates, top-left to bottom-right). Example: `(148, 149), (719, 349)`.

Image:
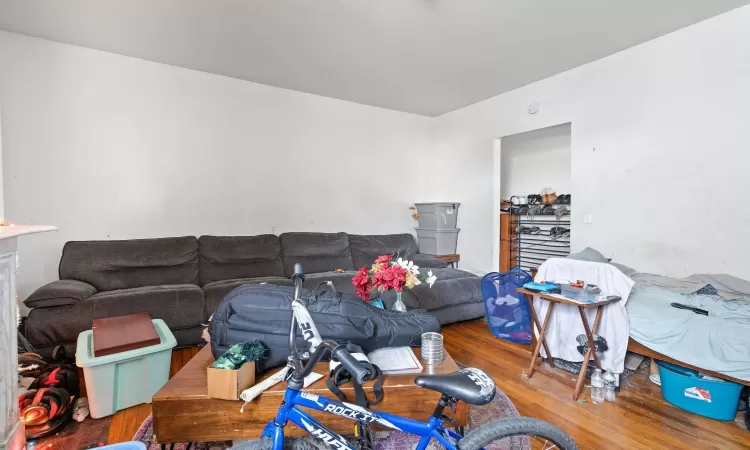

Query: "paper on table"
(303, 372), (324, 387)
(239, 368), (323, 411)
(368, 347), (423, 374)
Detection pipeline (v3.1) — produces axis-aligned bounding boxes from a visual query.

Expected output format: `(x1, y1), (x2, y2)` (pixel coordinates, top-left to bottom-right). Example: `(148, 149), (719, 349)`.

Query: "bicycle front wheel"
(458, 417), (578, 450)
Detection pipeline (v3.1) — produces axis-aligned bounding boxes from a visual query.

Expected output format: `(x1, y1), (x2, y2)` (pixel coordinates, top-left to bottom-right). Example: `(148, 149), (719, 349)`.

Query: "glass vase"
(392, 291), (407, 312)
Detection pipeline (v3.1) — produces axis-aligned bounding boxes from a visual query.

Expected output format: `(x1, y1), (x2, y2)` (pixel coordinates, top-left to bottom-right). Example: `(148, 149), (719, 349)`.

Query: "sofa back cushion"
(198, 235), (285, 285)
(348, 234), (419, 269)
(279, 232), (355, 276)
(59, 236), (199, 291)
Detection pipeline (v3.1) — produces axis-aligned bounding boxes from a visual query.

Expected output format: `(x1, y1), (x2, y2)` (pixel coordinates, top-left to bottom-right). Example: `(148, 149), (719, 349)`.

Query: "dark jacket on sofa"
(24, 233), (484, 356)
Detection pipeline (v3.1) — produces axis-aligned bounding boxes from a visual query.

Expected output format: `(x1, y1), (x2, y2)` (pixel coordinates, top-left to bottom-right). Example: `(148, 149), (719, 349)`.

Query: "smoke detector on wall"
(528, 103), (540, 114)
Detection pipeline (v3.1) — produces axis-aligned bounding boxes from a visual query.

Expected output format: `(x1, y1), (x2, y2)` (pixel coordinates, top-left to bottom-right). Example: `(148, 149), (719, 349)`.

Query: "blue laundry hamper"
(481, 269), (533, 344)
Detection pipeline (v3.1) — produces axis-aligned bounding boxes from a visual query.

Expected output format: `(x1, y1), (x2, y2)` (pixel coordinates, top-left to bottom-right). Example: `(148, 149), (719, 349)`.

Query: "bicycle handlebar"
(288, 263), (372, 384)
(332, 346), (370, 384)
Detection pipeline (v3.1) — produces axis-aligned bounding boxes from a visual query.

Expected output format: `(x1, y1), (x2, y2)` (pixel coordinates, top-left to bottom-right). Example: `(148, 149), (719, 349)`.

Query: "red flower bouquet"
(351, 255), (437, 311)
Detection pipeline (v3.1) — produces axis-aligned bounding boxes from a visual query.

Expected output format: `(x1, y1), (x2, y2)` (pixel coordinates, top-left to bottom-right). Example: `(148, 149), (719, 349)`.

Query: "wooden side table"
(516, 288), (621, 400)
(435, 254), (460, 268)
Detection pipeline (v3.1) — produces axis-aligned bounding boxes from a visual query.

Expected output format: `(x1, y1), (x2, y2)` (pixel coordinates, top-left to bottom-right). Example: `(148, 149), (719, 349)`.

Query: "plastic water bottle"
(590, 369), (604, 404)
(603, 370), (617, 402)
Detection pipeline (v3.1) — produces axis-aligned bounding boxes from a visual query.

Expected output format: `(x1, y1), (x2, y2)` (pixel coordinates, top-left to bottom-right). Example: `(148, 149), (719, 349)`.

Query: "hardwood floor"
(106, 346), (201, 444)
(107, 319), (749, 449)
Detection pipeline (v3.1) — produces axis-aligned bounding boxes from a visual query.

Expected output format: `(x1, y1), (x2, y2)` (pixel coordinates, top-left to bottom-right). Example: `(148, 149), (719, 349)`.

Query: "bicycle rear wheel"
(458, 417), (578, 450)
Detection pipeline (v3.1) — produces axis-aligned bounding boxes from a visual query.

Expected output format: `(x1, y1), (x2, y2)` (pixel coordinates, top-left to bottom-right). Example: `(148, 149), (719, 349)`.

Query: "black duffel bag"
(209, 282), (440, 371)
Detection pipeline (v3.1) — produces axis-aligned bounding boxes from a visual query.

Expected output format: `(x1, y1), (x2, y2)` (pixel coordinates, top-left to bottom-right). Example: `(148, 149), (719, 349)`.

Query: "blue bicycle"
(260, 264), (578, 450)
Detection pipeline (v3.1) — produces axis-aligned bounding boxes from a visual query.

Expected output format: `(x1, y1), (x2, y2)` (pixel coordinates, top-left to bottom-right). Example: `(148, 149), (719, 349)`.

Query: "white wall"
(0, 31), (430, 301)
(3, 5), (750, 299)
(426, 6), (750, 278)
(0, 107), (4, 222)
(500, 123), (571, 200)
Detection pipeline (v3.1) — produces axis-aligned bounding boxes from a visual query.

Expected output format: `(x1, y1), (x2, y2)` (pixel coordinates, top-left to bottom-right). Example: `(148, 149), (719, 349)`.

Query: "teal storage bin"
(76, 319), (176, 418)
(656, 360), (742, 421)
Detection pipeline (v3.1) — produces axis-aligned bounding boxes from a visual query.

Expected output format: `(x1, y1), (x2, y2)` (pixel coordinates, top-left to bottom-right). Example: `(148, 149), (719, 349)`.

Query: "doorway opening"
(494, 123), (572, 275)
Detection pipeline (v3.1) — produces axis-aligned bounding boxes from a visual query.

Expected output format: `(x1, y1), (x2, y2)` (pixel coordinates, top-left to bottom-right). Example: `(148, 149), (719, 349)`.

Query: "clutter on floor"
(25, 412), (112, 449)
(624, 353), (645, 371)
(18, 312), (175, 446)
(19, 363), (81, 440)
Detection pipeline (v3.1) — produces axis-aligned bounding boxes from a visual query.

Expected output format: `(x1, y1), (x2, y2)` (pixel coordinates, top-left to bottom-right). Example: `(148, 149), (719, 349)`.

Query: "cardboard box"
(207, 361), (256, 400)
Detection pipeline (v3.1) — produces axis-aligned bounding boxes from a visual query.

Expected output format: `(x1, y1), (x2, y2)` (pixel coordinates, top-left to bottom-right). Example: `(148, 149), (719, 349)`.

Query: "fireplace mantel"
(0, 225), (56, 450)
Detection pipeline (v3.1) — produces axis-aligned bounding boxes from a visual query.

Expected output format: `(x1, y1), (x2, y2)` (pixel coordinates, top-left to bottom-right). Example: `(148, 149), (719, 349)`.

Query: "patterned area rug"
(134, 377), (522, 450)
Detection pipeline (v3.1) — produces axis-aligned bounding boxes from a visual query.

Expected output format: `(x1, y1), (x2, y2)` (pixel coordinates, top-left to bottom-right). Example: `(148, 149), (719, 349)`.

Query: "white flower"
(396, 257), (420, 275)
(426, 270), (437, 288)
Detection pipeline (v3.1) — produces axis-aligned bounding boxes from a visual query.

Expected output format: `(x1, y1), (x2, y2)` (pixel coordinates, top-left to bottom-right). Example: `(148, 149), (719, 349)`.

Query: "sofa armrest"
(24, 280), (97, 309)
(411, 253), (449, 269)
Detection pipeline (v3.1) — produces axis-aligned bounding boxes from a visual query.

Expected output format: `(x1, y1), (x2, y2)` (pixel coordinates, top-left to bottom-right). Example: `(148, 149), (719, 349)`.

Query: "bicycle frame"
(261, 385), (463, 450)
(266, 265), (462, 450)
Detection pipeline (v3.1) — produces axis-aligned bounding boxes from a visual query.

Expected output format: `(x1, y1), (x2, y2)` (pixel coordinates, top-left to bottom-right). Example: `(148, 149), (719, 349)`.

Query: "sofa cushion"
(379, 269), (477, 311)
(25, 301), (96, 350)
(24, 280), (97, 309)
(199, 235), (285, 285)
(90, 284), (205, 329)
(300, 271), (358, 295)
(204, 276), (292, 316)
(279, 232), (355, 276)
(59, 237), (199, 291)
(410, 276), (483, 312)
(24, 296), (206, 352)
(430, 302), (486, 325)
(423, 268), (478, 281)
(348, 234), (419, 269)
(410, 254), (449, 269)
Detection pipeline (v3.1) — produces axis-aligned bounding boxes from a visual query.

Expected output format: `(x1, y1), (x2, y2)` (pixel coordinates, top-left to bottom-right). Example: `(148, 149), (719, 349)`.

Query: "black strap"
(313, 281), (340, 306)
(326, 363), (383, 408)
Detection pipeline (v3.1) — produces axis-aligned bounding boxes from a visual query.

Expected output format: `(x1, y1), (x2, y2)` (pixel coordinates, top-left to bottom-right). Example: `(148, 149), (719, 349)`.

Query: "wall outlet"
(583, 213), (593, 224)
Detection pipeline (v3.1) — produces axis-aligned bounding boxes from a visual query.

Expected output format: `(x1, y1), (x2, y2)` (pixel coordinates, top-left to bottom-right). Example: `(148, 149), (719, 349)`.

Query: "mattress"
(626, 282), (750, 382)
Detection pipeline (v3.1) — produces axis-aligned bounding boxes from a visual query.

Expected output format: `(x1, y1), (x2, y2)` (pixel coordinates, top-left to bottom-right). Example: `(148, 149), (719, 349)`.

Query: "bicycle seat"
(414, 368), (496, 405)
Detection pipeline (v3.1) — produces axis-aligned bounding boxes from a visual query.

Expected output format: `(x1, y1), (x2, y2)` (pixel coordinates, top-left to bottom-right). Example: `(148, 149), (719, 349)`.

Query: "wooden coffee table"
(152, 346), (468, 445)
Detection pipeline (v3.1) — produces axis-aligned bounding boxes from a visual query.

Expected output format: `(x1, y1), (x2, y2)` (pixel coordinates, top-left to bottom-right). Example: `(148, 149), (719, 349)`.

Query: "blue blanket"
(627, 283), (750, 382)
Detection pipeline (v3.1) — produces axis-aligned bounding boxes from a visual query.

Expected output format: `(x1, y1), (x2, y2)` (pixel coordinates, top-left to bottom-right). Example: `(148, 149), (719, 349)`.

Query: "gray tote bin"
(415, 228), (460, 255)
(414, 203), (460, 229)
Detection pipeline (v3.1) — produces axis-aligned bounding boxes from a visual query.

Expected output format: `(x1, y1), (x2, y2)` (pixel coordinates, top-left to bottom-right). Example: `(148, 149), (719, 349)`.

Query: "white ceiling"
(0, 1), (747, 116)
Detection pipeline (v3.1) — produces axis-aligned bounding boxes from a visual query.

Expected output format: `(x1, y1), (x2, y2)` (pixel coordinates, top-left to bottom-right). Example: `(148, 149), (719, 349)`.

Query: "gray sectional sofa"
(23, 232), (485, 356)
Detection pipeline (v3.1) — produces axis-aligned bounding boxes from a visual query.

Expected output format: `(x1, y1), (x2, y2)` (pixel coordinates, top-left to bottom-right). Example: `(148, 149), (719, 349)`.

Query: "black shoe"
(527, 194), (542, 205)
